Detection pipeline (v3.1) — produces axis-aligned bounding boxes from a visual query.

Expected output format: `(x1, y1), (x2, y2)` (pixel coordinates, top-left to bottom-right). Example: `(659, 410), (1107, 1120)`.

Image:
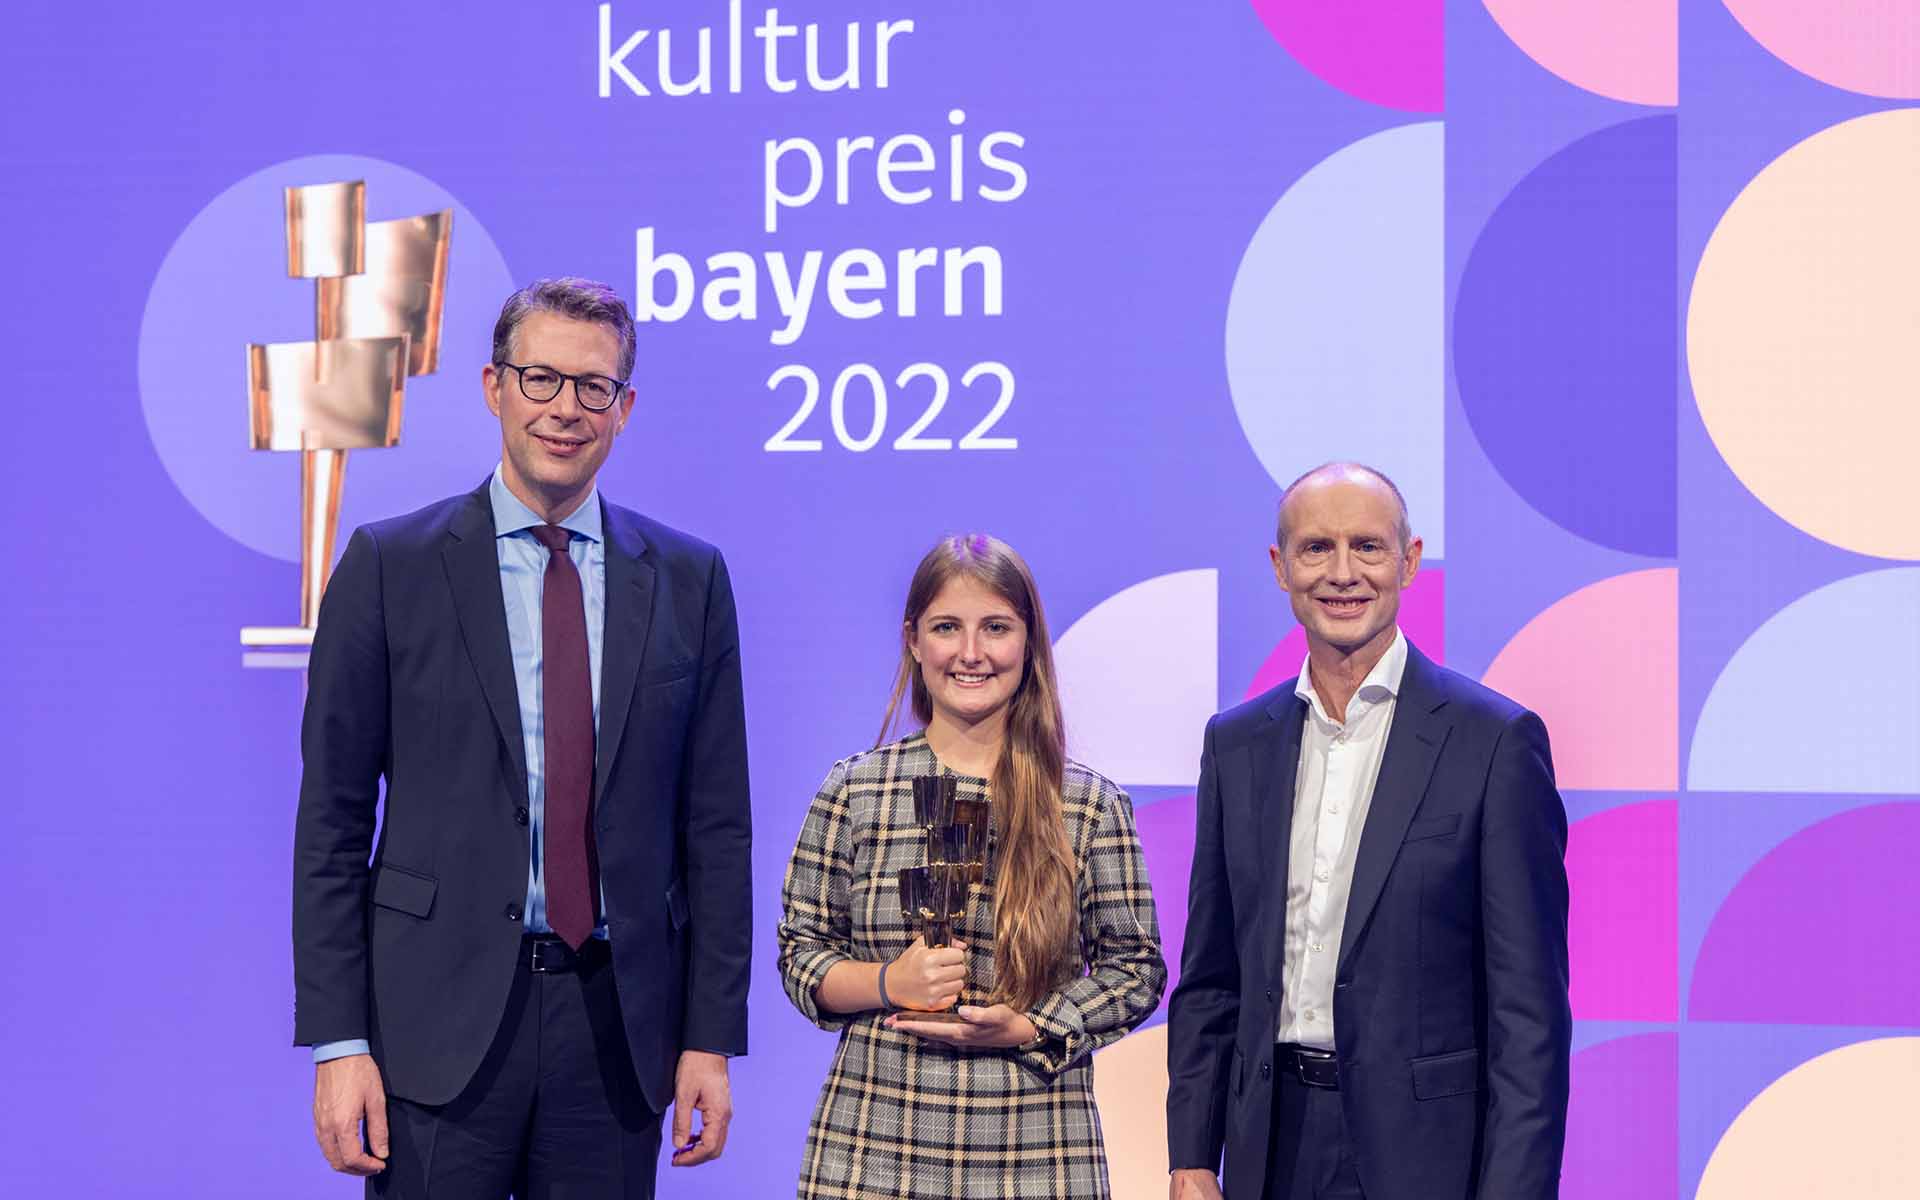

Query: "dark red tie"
(533, 524), (596, 949)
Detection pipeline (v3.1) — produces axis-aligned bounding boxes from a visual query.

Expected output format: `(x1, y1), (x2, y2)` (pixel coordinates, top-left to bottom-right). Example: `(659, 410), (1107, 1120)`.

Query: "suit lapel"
(443, 484), (529, 805)
(1338, 643), (1452, 974)
(595, 500), (654, 802)
(1258, 690), (1307, 987)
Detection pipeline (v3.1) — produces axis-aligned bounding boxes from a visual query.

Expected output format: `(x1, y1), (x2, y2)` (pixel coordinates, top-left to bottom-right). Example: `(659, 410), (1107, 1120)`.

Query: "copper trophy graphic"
(241, 180), (451, 646)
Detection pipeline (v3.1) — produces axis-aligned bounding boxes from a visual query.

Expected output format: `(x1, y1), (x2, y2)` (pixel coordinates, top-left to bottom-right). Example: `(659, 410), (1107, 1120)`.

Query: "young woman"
(778, 534), (1165, 1199)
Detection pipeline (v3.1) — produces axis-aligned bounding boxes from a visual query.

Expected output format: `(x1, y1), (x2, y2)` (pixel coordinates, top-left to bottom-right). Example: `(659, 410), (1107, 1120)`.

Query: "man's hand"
(313, 1054), (388, 1176)
(669, 1049), (732, 1167)
(1170, 1167), (1225, 1199)
(886, 1003), (1039, 1049)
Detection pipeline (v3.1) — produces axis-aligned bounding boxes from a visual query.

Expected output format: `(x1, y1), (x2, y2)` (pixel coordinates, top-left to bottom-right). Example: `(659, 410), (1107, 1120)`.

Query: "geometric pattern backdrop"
(0, 3), (1913, 1197)
(1105, 7), (1920, 1198)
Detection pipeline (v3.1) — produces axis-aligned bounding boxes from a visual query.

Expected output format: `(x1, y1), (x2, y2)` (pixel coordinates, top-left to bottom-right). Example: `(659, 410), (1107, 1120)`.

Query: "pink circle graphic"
(1564, 1034), (1679, 1200)
(1723, 1), (1920, 98)
(1480, 569), (1677, 791)
(1568, 801), (1676, 1021)
(1243, 569), (1446, 700)
(1691, 803), (1920, 1026)
(1482, 0), (1676, 105)
(1249, 0), (1443, 112)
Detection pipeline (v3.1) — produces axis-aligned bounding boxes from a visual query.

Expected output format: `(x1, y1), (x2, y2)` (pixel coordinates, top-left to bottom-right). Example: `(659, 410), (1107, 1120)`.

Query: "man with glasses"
(294, 277), (752, 1199)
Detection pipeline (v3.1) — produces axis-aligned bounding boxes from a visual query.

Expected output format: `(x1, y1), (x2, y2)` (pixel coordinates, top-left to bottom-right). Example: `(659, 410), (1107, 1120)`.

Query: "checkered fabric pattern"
(777, 733), (1167, 1199)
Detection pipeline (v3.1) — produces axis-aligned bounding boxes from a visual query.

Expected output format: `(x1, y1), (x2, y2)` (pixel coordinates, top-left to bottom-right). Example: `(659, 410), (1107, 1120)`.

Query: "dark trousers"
(372, 940), (663, 1200)
(1264, 1070), (1366, 1200)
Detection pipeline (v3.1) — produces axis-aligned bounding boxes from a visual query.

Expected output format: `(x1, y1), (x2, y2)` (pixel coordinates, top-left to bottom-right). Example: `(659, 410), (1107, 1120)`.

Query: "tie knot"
(532, 524), (572, 554)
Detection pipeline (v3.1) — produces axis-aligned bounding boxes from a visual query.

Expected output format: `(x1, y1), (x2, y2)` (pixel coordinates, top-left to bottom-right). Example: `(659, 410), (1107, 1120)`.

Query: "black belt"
(523, 934), (610, 974)
(1276, 1043), (1340, 1089)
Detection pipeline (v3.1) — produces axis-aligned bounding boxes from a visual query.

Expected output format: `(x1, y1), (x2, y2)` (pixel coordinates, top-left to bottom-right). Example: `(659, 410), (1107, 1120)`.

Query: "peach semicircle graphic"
(1690, 803), (1920, 1027)
(1092, 1024), (1171, 1200)
(1567, 800), (1676, 1021)
(1697, 1038), (1920, 1198)
(1481, 0), (1676, 106)
(1687, 109), (1920, 560)
(1687, 568), (1920, 794)
(1480, 569), (1677, 791)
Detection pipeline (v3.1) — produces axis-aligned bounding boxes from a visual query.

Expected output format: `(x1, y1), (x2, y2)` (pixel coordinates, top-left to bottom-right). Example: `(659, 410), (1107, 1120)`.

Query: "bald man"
(1166, 463), (1570, 1200)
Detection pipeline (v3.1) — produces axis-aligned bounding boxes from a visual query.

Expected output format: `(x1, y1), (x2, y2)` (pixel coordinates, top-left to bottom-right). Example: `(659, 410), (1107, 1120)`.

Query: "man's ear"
(482, 363), (503, 418)
(1268, 544), (1290, 590)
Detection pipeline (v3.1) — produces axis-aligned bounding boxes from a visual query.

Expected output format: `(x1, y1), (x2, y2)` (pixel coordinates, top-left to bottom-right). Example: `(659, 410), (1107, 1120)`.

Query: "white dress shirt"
(1276, 628), (1407, 1048)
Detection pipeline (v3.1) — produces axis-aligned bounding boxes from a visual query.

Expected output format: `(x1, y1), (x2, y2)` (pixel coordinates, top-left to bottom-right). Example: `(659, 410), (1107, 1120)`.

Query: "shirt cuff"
(313, 1039), (371, 1064)
(784, 947), (858, 1031)
(1014, 992), (1086, 1076)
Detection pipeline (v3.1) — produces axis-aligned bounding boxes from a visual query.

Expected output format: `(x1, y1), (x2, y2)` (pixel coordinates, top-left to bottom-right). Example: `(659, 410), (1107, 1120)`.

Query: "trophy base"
(896, 1009), (969, 1023)
(241, 625), (317, 647)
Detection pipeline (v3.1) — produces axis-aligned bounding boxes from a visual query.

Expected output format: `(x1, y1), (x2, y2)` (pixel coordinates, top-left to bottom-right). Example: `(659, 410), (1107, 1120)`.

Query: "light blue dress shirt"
(314, 467), (608, 1064)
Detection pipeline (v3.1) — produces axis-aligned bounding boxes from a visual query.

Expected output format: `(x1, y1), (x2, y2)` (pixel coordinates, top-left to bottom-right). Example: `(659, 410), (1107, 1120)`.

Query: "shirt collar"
(1294, 627), (1408, 724)
(488, 464), (603, 544)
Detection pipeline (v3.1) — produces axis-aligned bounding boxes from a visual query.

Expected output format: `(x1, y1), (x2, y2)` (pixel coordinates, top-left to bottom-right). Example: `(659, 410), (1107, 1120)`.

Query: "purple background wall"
(1, 2), (1915, 1196)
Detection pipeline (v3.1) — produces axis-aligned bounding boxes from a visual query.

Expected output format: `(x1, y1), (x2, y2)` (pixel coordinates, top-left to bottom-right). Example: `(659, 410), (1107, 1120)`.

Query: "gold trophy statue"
(896, 775), (991, 1021)
(240, 180), (452, 646)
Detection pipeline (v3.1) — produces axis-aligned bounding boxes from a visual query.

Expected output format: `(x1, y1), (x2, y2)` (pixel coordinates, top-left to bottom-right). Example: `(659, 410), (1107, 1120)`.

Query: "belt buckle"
(528, 938), (569, 974)
(1290, 1046), (1339, 1089)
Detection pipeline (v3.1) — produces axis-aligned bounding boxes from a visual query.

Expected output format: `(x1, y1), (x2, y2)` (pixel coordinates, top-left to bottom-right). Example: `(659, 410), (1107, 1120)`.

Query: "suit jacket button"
(1260, 1062), (1272, 1079)
(1265, 988), (1274, 1003)
(504, 903), (523, 921)
(515, 807), (530, 825)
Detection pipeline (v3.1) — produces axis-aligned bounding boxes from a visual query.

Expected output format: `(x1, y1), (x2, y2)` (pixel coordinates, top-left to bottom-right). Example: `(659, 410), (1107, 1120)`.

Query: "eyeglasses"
(495, 362), (628, 412)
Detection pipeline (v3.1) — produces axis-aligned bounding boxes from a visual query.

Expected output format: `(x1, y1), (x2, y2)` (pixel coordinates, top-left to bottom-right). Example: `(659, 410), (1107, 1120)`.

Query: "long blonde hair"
(878, 535), (1078, 1011)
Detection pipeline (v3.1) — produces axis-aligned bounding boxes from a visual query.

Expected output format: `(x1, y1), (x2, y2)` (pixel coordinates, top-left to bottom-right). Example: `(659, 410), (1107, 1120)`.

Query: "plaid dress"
(778, 733), (1166, 1200)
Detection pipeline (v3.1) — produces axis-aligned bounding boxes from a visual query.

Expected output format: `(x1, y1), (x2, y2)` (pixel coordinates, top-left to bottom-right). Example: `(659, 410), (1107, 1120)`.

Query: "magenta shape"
(1244, 568), (1445, 700)
(1569, 801), (1678, 1021)
(1135, 792), (1196, 1010)
(1249, 0), (1443, 113)
(1564, 1033), (1679, 1200)
(1690, 803), (1920, 1026)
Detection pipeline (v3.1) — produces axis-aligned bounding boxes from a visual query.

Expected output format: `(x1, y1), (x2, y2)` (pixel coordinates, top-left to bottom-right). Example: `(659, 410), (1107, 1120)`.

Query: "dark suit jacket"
(292, 481), (752, 1113)
(1166, 642), (1569, 1200)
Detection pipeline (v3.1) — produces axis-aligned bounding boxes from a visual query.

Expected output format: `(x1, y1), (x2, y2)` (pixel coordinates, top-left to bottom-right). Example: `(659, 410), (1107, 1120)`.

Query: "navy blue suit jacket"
(292, 481), (752, 1112)
(1166, 643), (1569, 1199)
